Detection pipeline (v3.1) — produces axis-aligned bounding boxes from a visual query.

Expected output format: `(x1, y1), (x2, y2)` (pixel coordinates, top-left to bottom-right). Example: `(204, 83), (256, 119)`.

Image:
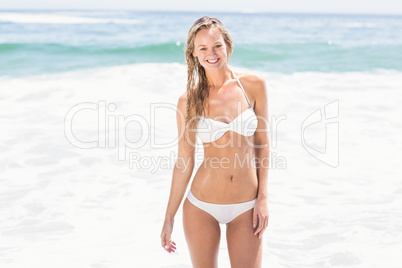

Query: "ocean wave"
(0, 12), (141, 24)
(342, 22), (377, 28)
(1, 40), (402, 76)
(0, 42), (183, 54)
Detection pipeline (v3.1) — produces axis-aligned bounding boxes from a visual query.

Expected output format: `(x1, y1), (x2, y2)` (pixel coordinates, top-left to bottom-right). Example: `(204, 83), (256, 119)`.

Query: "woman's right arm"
(160, 93), (196, 253)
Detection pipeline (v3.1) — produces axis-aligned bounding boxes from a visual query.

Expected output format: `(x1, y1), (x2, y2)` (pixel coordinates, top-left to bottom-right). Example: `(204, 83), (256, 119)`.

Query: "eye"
(215, 45), (222, 48)
(200, 47), (206, 51)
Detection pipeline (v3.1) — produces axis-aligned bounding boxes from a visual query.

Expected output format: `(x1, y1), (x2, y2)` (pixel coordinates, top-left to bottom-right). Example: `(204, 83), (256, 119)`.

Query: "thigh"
(182, 198), (221, 268)
(226, 208), (263, 268)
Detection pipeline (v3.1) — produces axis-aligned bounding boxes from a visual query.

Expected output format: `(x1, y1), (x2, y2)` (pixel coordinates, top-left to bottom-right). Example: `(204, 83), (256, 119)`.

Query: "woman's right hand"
(160, 218), (176, 253)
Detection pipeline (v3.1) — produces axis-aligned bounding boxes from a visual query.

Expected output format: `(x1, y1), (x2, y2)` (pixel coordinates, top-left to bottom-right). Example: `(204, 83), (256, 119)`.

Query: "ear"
(227, 47), (232, 57)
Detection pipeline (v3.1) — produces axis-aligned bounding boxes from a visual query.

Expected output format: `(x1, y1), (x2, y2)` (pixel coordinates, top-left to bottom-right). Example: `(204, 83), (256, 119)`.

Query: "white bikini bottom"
(186, 190), (256, 224)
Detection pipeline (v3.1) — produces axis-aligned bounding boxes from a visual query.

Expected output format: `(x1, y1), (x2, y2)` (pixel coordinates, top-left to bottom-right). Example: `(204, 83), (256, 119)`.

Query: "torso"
(190, 70), (258, 204)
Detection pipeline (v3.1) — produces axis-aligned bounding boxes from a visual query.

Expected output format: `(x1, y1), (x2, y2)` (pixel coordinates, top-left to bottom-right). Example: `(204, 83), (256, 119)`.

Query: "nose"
(208, 48), (217, 57)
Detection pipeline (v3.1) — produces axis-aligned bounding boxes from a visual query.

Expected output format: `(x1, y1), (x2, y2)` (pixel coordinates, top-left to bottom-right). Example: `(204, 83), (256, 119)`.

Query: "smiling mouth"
(206, 58), (220, 64)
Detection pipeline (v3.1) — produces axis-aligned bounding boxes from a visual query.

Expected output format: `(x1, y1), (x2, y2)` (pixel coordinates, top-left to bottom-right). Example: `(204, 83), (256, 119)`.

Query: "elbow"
(254, 134), (270, 150)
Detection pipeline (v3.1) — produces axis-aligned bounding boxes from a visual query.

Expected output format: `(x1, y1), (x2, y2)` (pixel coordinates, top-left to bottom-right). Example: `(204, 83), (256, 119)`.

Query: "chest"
(206, 86), (251, 123)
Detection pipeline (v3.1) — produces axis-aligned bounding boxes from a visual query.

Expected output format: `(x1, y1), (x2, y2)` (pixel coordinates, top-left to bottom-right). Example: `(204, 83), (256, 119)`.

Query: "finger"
(254, 216), (265, 236)
(168, 244), (176, 253)
(258, 220), (266, 238)
(254, 215), (262, 234)
(164, 238), (174, 252)
(253, 211), (258, 228)
(163, 239), (171, 251)
(258, 216), (269, 239)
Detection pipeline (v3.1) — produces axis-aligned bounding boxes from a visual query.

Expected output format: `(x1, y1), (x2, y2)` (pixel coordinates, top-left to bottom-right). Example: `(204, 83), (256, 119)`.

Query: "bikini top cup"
(197, 68), (258, 143)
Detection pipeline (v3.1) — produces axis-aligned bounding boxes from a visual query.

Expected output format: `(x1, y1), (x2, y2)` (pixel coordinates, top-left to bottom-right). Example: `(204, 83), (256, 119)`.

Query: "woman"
(161, 16), (270, 267)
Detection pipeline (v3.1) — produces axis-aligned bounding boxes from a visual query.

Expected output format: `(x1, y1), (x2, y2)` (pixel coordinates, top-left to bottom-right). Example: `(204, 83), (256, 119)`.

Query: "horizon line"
(0, 9), (402, 16)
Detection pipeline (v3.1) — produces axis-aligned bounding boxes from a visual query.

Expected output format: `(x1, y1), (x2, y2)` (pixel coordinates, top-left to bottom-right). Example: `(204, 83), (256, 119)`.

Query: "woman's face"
(192, 26), (229, 70)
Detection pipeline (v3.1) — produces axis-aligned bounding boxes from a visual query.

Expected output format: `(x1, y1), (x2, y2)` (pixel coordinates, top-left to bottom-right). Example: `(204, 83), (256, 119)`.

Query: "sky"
(0, 0), (402, 14)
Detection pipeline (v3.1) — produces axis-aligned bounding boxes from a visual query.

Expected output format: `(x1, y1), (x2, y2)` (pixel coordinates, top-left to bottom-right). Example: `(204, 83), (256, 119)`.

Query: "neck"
(205, 64), (232, 90)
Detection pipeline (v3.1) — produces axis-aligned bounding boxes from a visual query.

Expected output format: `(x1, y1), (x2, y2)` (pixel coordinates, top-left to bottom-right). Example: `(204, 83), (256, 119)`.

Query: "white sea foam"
(0, 63), (401, 267)
(0, 12), (141, 24)
(343, 22), (377, 28)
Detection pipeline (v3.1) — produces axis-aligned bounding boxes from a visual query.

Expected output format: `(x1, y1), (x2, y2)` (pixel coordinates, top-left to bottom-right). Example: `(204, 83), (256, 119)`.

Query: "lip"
(206, 58), (220, 64)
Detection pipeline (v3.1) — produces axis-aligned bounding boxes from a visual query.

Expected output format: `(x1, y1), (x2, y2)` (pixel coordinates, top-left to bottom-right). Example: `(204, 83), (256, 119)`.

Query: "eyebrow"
(197, 42), (222, 48)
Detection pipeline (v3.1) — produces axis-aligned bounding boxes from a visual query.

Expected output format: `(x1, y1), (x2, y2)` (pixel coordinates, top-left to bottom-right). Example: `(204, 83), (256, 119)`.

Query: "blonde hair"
(184, 16), (234, 132)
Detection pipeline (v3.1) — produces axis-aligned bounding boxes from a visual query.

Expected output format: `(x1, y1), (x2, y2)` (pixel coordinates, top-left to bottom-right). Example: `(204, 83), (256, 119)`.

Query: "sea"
(1, 10), (402, 76)
(0, 10), (401, 268)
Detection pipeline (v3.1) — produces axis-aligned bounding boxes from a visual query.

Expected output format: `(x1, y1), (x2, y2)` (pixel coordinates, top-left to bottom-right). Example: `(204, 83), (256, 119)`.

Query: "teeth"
(208, 59), (218, 63)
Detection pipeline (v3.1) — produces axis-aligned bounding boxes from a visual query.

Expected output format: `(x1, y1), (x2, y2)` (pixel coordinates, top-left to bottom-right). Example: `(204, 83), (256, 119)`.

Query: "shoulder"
(234, 69), (267, 98)
(177, 91), (187, 114)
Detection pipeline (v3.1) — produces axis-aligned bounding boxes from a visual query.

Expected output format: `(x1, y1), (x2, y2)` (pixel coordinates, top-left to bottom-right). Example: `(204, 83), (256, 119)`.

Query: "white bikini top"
(197, 67), (258, 143)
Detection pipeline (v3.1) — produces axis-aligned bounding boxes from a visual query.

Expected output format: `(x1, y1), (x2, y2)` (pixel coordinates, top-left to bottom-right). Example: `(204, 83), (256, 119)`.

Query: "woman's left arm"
(250, 74), (270, 239)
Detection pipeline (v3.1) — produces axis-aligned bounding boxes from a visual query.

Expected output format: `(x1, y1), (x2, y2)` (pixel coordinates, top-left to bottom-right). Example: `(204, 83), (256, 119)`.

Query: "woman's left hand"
(253, 196), (269, 239)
